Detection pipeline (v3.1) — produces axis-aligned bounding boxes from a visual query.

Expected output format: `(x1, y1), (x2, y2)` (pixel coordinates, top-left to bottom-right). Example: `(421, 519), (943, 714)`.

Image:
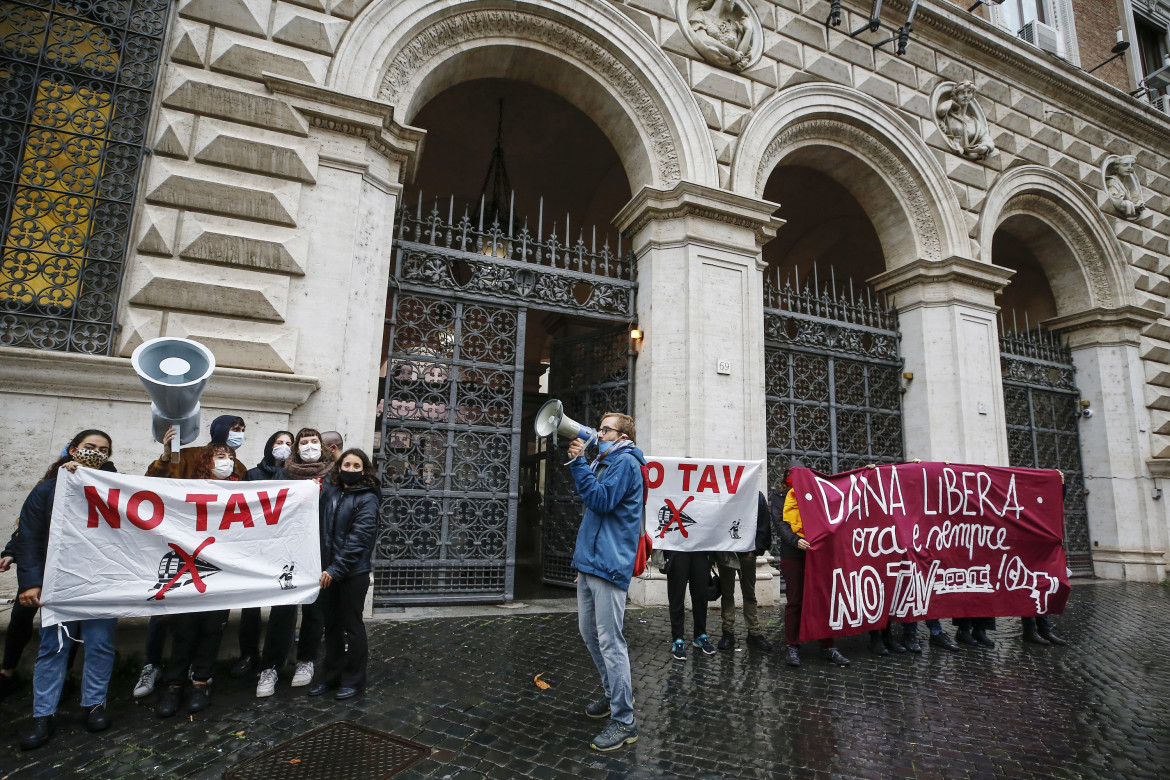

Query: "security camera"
(1082, 408), (1093, 418)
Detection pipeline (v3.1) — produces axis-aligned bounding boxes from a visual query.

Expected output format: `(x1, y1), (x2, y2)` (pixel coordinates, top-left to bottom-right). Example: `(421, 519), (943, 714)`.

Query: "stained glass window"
(0, 0), (170, 354)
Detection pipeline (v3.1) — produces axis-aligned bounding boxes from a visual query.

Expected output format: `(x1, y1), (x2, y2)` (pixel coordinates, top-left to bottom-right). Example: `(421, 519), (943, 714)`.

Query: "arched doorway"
(375, 78), (637, 604)
(760, 158), (904, 482)
(993, 215), (1093, 575)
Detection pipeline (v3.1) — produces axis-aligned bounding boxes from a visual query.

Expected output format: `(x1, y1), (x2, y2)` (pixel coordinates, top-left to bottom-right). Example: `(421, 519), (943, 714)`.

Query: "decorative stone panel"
(163, 313), (300, 373)
(144, 160), (302, 227)
(161, 66), (309, 136)
(178, 213), (309, 275)
(136, 207), (179, 257)
(152, 110), (194, 159)
(178, 0), (269, 37)
(193, 120), (319, 183)
(273, 4), (348, 54)
(169, 19), (209, 67)
(125, 256), (291, 322)
(209, 30), (330, 84)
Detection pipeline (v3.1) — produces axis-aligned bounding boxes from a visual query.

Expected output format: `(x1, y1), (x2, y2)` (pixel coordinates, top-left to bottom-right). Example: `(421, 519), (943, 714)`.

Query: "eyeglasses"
(597, 426), (619, 436)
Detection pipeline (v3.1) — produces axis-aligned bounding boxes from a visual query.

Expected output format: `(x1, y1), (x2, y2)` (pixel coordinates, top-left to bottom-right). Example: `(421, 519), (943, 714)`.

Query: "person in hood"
(567, 412), (645, 752)
(237, 430), (299, 697)
(15, 430), (118, 751)
(307, 448), (380, 701)
(146, 414), (247, 480)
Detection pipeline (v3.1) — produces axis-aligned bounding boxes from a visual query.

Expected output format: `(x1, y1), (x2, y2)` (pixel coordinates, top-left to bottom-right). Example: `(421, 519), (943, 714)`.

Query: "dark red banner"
(790, 462), (1070, 642)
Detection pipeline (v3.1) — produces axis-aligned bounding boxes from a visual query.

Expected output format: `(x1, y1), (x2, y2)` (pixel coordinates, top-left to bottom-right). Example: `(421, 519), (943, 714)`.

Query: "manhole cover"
(224, 720), (430, 780)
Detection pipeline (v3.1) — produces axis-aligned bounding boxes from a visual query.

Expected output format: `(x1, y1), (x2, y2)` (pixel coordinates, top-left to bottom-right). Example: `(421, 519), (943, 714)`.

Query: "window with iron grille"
(0, 0), (170, 355)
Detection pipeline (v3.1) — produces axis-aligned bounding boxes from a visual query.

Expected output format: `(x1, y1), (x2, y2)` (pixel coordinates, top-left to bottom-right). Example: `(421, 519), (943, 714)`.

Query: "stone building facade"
(2, 0), (1169, 606)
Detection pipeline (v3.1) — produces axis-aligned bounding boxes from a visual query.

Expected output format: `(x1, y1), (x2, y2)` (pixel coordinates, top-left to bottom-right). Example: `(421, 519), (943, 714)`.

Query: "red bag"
(632, 463), (653, 577)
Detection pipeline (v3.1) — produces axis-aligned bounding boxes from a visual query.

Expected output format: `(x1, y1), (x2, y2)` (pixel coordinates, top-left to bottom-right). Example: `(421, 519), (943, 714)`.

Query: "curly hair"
(193, 443), (234, 480)
(329, 448), (379, 490)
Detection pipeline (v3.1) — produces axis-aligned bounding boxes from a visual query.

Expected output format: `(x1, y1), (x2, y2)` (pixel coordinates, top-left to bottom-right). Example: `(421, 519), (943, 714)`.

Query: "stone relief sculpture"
(676, 0), (763, 72)
(1102, 154), (1146, 220)
(931, 80), (996, 161)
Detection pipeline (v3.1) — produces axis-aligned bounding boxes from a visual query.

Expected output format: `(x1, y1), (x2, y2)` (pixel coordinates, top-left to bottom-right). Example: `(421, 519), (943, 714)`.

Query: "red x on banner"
(660, 496), (694, 539)
(153, 536), (216, 600)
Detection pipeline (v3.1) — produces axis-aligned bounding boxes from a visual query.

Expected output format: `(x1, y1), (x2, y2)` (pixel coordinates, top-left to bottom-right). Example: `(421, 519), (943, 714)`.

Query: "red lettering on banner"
(257, 489), (290, 526)
(85, 486), (120, 528)
(722, 465), (744, 494)
(678, 463), (697, 491)
(219, 493), (255, 529)
(185, 494), (219, 532)
(696, 465), (719, 493)
(126, 491), (164, 530)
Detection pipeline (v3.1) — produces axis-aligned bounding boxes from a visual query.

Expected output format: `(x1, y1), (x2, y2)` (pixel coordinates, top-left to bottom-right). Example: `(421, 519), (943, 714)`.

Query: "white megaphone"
(534, 399), (597, 450)
(131, 337), (216, 452)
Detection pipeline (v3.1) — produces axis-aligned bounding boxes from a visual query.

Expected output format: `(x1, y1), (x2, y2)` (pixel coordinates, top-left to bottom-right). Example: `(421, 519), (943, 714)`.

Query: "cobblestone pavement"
(0, 581), (1166, 779)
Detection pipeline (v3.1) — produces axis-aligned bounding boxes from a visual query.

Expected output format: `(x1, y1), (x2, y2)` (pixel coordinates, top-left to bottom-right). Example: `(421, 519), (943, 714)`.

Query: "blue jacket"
(569, 445), (646, 590)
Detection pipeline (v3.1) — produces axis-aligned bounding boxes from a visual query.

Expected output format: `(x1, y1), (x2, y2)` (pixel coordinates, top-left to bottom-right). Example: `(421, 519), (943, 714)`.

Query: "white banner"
(644, 457), (763, 552)
(41, 468), (321, 626)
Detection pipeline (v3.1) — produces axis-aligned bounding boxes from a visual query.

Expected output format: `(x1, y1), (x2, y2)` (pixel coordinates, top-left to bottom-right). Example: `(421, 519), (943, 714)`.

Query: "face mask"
(226, 431), (245, 450)
(73, 449), (108, 469)
(212, 458), (234, 478)
(598, 440), (615, 456)
(339, 470), (363, 486)
(272, 443), (292, 461)
(299, 443), (321, 463)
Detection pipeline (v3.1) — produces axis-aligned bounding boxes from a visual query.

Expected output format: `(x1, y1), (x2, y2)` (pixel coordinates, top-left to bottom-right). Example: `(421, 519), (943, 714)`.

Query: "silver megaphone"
(131, 337), (216, 449)
(534, 399), (598, 453)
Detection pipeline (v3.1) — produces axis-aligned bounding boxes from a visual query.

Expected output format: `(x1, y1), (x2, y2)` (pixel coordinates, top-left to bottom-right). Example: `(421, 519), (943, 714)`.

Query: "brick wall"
(1073, 0), (1131, 90)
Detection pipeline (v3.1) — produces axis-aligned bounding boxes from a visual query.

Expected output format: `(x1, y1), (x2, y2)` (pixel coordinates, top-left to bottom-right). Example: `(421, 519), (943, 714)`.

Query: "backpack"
(632, 461), (653, 577)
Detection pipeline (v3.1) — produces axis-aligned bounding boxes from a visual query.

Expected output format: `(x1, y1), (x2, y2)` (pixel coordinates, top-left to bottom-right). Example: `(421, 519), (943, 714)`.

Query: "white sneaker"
(291, 661), (314, 687)
(133, 664), (160, 698)
(256, 668), (278, 698)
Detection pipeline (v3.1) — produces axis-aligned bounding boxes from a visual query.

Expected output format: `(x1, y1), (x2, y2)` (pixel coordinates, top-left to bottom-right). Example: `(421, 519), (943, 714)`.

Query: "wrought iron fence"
(763, 263), (904, 486)
(999, 316), (1092, 575)
(0, 0), (170, 355)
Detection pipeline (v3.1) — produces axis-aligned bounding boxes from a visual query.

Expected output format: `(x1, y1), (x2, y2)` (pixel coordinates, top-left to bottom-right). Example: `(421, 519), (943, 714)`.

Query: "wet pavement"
(0, 580), (1166, 779)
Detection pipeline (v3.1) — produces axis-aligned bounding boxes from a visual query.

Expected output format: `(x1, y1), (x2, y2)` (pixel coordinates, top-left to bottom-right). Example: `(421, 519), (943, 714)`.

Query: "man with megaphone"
(563, 411), (646, 753)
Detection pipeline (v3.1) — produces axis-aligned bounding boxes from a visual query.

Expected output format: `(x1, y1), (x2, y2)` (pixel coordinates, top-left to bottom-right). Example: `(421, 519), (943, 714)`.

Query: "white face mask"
(212, 458), (234, 479)
(226, 431), (245, 449)
(272, 443), (292, 462)
(299, 443), (321, 463)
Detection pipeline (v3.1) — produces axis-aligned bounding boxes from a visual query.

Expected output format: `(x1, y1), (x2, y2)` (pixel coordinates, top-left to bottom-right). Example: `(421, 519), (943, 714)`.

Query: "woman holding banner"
(14, 430), (118, 751)
(770, 460), (850, 668)
(308, 448), (380, 700)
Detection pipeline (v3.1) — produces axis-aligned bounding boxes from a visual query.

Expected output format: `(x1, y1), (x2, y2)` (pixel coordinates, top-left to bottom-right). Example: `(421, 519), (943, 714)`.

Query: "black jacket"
(319, 483), (380, 580)
(754, 492), (771, 556)
(769, 487), (806, 559)
(14, 463), (118, 591)
(246, 461), (284, 481)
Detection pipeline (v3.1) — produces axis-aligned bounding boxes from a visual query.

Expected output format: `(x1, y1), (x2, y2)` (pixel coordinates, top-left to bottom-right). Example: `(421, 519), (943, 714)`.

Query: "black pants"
(164, 610), (228, 685)
(3, 601), (38, 670)
(296, 600), (325, 663)
(666, 552), (710, 641)
(317, 575), (369, 689)
(239, 605), (298, 670)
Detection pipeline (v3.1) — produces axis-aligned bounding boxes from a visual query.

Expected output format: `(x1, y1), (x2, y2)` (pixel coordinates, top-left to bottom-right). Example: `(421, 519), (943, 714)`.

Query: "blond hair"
(602, 412), (636, 442)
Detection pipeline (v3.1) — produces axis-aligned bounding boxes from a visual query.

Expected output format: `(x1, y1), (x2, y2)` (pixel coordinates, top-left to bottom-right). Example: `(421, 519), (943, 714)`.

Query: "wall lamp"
(1088, 29), (1130, 74)
(966, 0), (1005, 13)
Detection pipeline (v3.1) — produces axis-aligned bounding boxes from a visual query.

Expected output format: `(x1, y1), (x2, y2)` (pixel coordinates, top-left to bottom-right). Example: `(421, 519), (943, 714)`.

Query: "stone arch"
(729, 83), (969, 269)
(329, 0), (719, 191)
(977, 165), (1132, 313)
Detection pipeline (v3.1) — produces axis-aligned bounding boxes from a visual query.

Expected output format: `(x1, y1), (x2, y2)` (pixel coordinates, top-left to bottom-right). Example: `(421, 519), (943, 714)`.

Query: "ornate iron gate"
(763, 266), (904, 485)
(541, 326), (633, 586)
(376, 196), (635, 604)
(1000, 325), (1093, 576)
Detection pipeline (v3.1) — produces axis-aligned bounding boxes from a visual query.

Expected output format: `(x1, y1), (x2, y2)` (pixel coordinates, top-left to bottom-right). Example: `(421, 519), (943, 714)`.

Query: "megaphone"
(534, 399), (597, 448)
(131, 337), (216, 448)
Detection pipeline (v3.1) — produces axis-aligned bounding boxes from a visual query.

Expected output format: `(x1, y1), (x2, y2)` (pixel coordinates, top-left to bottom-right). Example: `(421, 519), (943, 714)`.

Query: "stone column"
(870, 257), (1016, 465)
(615, 182), (783, 608)
(1046, 307), (1168, 582)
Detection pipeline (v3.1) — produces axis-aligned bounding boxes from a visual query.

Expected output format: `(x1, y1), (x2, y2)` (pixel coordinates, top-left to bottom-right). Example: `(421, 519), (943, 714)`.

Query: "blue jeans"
(577, 573), (634, 726)
(32, 618), (117, 717)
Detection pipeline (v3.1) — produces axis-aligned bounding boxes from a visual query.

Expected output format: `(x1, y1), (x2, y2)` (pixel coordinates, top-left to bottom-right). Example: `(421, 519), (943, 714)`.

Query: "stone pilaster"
(870, 257), (1016, 465)
(1045, 306), (1168, 582)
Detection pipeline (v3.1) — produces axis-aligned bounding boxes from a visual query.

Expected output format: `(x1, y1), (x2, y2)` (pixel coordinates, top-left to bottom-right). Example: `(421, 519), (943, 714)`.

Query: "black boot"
(717, 631), (735, 652)
(746, 634), (772, 652)
(821, 647), (850, 667)
(784, 647), (800, 667)
(902, 629), (922, 653)
(867, 630), (889, 656)
(231, 655), (257, 679)
(884, 627), (907, 654)
(19, 715), (54, 751)
(955, 628), (978, 646)
(156, 685), (182, 718)
(188, 681), (211, 713)
(1038, 627), (1067, 646)
(972, 628), (995, 648)
(1022, 618), (1050, 645)
(929, 631), (961, 652)
(85, 702), (111, 732)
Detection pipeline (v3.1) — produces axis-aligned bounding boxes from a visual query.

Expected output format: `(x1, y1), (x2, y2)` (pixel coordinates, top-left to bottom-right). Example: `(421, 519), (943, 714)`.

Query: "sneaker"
(156, 685), (182, 719)
(590, 719), (638, 751)
(133, 664), (161, 698)
(746, 634), (773, 652)
(671, 639), (686, 661)
(188, 682), (211, 713)
(717, 631), (735, 651)
(585, 697), (610, 719)
(291, 661), (314, 687)
(256, 668), (278, 698)
(694, 634), (716, 655)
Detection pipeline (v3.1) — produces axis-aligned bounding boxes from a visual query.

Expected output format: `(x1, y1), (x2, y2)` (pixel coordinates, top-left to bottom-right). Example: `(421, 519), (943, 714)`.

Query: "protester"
(308, 449), (380, 700)
(15, 431), (118, 750)
(284, 428), (335, 687)
(715, 492), (773, 653)
(155, 440), (243, 718)
(236, 430), (299, 695)
(665, 550), (718, 659)
(903, 619), (960, 652)
(770, 460), (850, 668)
(568, 412), (646, 752)
(146, 414), (247, 480)
(954, 617), (996, 648)
(321, 431), (344, 463)
(1021, 615), (1067, 646)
